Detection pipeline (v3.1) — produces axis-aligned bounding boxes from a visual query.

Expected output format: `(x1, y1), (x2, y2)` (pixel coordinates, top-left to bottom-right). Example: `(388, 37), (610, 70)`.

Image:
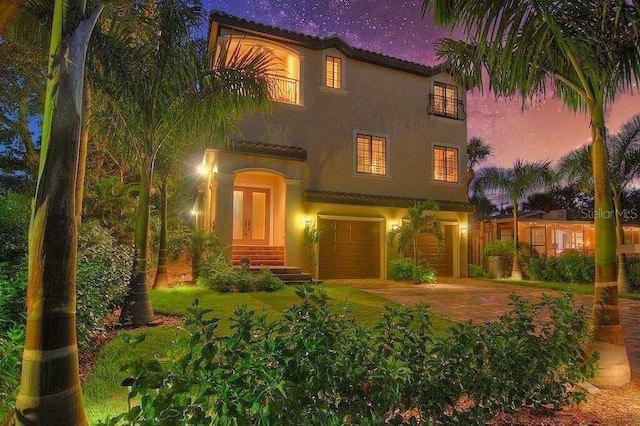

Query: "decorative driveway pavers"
(328, 278), (640, 374)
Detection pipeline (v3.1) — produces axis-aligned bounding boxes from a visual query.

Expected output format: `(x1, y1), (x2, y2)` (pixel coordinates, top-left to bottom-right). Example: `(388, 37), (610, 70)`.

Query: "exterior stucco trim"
(304, 190), (473, 212)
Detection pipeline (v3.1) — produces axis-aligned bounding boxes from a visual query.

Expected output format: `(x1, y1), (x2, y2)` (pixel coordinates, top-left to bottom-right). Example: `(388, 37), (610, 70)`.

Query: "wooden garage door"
(405, 225), (454, 276)
(318, 219), (380, 279)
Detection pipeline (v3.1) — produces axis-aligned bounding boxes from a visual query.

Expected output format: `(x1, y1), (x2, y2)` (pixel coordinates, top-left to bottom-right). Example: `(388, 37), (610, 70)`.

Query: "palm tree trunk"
(511, 201), (523, 280)
(612, 192), (630, 293)
(16, 2), (102, 423)
(153, 178), (170, 289)
(75, 80), (91, 224)
(119, 161), (155, 326)
(76, 79), (91, 225)
(413, 236), (418, 265)
(589, 102), (630, 387)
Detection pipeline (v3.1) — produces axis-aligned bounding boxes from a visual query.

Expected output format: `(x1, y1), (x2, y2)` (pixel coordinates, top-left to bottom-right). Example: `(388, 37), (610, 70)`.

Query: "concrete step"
(232, 258), (285, 264)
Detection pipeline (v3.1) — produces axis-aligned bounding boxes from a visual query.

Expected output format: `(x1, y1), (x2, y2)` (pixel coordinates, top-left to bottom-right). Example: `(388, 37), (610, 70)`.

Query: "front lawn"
(83, 283), (455, 423)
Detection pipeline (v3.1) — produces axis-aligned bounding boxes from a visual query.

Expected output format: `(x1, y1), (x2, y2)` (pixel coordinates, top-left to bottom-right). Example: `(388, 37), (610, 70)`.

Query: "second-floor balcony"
(428, 94), (466, 121)
(269, 74), (299, 104)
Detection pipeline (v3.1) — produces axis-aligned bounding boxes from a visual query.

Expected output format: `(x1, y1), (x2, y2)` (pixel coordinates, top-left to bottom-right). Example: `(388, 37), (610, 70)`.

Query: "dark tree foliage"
(0, 38), (45, 194)
(522, 185), (594, 220)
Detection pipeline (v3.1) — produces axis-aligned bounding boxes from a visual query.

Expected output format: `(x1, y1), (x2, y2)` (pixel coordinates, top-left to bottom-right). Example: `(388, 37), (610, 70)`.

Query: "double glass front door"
(232, 187), (270, 245)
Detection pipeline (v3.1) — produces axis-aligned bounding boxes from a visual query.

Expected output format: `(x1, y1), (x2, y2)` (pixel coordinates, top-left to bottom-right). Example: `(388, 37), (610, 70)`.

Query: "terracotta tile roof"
(305, 190), (474, 212)
(210, 11), (442, 78)
(224, 140), (307, 161)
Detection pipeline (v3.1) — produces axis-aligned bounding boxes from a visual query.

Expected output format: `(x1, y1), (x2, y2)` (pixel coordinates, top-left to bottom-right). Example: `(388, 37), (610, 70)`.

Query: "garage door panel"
(319, 219), (380, 279)
(405, 225), (454, 276)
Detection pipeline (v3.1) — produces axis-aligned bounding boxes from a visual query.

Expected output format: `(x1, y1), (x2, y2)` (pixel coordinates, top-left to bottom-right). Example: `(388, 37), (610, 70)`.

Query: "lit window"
(356, 133), (387, 176)
(433, 145), (458, 183)
(431, 82), (460, 119)
(325, 56), (342, 89)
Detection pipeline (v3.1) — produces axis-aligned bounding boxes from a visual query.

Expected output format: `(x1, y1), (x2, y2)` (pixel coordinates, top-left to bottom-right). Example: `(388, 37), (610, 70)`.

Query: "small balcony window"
(429, 82), (465, 120)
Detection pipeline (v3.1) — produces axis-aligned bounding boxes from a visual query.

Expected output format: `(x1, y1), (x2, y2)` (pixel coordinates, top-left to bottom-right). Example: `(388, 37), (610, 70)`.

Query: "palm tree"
(96, 1), (273, 326)
(2, 0), (102, 422)
(421, 0), (638, 387)
(558, 114), (640, 293)
(473, 160), (555, 280)
(466, 136), (492, 196)
(387, 199), (444, 265)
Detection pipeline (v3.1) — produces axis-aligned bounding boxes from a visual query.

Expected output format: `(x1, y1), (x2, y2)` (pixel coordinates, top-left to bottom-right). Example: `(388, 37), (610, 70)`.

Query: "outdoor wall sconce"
(391, 222), (399, 230)
(198, 164), (209, 176)
(304, 218), (312, 227)
(460, 225), (468, 234)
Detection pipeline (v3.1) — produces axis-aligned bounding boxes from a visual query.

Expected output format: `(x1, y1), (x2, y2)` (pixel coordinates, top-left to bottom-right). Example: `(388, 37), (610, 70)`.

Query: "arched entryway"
(232, 170), (287, 265)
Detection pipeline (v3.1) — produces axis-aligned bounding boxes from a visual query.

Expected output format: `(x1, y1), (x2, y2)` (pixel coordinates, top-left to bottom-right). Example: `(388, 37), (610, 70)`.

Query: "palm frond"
(474, 159), (555, 209)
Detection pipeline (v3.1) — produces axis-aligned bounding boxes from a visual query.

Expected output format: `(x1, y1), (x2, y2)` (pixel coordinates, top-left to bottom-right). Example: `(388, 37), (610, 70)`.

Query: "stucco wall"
(216, 29), (468, 204)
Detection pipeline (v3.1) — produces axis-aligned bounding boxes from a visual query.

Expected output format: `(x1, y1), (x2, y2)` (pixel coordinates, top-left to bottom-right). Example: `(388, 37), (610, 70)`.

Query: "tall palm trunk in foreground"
(589, 104), (628, 387)
(120, 160), (155, 325)
(153, 178), (170, 289)
(14, 1), (102, 423)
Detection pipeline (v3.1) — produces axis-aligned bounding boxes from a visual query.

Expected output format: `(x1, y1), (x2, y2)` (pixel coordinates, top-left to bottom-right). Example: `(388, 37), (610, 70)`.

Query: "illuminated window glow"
(433, 145), (458, 183)
(432, 82), (459, 119)
(325, 56), (342, 89)
(356, 133), (387, 176)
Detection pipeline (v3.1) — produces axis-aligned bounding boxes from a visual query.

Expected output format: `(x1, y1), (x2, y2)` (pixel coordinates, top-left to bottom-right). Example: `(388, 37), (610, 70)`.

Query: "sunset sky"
(204, 0), (639, 167)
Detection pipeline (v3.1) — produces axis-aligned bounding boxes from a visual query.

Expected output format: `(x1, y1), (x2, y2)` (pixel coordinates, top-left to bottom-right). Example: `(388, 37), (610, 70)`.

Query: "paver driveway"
(328, 278), (640, 374)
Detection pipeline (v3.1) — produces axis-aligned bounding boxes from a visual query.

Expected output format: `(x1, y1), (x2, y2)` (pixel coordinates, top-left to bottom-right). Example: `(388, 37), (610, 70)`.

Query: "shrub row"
(0, 221), (131, 347)
(104, 287), (596, 425)
(388, 257), (437, 284)
(198, 253), (284, 293)
(524, 252), (595, 284)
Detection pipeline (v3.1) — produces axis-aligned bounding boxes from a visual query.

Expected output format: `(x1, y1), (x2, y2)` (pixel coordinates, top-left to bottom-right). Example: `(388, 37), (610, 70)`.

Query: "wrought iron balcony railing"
(428, 94), (466, 120)
(269, 75), (299, 104)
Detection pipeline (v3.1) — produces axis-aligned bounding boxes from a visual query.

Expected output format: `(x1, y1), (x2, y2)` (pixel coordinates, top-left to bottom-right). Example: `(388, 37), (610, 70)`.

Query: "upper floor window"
(429, 82), (464, 120)
(433, 145), (458, 183)
(356, 133), (387, 176)
(325, 56), (342, 89)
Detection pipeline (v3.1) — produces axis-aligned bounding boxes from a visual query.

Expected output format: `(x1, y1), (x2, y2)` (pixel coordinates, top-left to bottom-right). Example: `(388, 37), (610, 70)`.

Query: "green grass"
(491, 278), (640, 300)
(83, 283), (454, 423)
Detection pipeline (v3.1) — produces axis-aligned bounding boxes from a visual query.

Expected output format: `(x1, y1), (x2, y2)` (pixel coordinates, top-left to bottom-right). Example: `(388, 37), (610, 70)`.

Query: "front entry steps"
(251, 266), (314, 285)
(232, 245), (314, 285)
(232, 245), (285, 267)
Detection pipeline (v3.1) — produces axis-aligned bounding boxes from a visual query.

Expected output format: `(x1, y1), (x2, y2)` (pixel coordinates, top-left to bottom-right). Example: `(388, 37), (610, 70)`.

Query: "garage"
(318, 219), (381, 279)
(405, 224), (454, 276)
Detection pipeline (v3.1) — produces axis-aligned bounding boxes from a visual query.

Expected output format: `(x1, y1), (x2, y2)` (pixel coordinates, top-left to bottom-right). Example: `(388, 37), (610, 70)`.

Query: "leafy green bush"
(389, 257), (438, 283)
(103, 287), (595, 425)
(0, 222), (131, 347)
(433, 293), (596, 423)
(0, 268), (27, 333)
(468, 264), (487, 278)
(482, 239), (514, 258)
(0, 327), (24, 423)
(76, 221), (132, 346)
(0, 190), (30, 271)
(255, 268), (285, 292)
(525, 252), (594, 284)
(625, 257), (640, 292)
(413, 265), (437, 283)
(388, 257), (414, 280)
(198, 254), (282, 293)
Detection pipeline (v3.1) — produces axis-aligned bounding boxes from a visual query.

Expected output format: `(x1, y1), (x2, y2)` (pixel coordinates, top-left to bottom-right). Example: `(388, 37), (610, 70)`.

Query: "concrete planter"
(486, 256), (505, 279)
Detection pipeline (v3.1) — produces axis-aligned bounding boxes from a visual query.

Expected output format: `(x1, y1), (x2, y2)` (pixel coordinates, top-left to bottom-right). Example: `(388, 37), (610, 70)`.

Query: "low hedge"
(104, 287), (596, 425)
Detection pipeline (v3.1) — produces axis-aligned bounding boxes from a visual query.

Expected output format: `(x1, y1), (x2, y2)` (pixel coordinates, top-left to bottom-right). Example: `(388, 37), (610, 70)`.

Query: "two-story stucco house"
(195, 11), (472, 280)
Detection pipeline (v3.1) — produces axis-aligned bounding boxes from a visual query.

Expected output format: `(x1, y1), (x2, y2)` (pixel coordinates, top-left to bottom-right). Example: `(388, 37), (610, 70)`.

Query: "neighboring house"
(195, 11), (472, 279)
(471, 209), (640, 265)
